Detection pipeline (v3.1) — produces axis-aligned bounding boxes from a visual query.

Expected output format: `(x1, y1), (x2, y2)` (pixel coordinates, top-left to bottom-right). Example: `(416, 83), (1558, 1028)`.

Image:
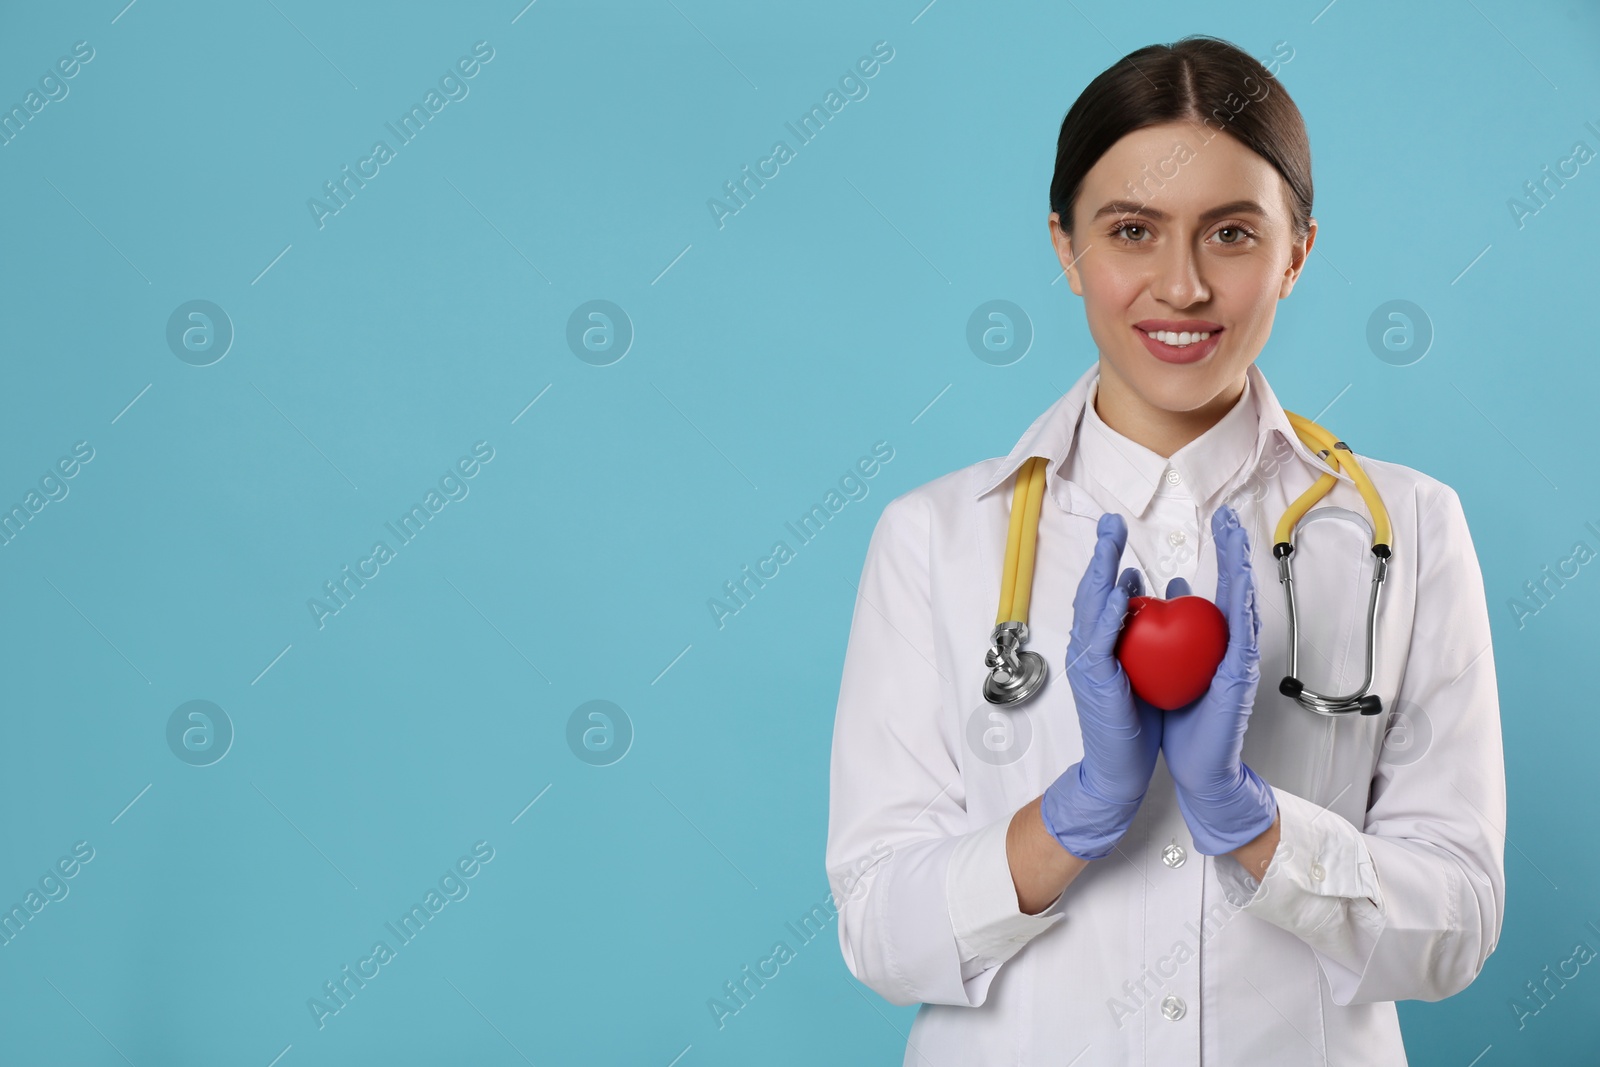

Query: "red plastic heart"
(1114, 594), (1229, 711)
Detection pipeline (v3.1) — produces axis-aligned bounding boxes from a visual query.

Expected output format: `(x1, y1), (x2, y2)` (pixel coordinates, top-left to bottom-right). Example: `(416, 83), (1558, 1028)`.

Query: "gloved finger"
(1225, 558), (1261, 665)
(1214, 526), (1243, 654)
(1164, 576), (1191, 599)
(1086, 568), (1138, 660)
(1229, 519), (1262, 642)
(1114, 567), (1144, 638)
(1241, 530), (1263, 645)
(1211, 507), (1238, 618)
(1071, 513), (1126, 638)
(1201, 529), (1260, 693)
(1118, 565), (1143, 600)
(1070, 566), (1141, 677)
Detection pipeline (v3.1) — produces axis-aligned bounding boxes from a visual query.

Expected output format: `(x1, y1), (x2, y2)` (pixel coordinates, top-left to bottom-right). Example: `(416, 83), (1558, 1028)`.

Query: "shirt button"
(1168, 529), (1186, 547)
(1161, 842), (1187, 868)
(1161, 994), (1187, 1021)
(1310, 861), (1326, 882)
(1165, 468), (1182, 486)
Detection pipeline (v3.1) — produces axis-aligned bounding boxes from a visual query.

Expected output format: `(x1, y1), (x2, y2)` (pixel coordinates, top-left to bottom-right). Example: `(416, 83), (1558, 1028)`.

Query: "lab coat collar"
(972, 361), (1357, 511)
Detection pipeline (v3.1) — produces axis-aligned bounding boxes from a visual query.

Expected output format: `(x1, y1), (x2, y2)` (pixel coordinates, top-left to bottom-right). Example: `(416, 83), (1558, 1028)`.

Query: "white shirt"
(826, 361), (1506, 1066)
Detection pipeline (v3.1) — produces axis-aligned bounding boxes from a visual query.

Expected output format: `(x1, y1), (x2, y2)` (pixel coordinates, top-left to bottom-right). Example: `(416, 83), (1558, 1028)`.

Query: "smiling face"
(1049, 121), (1315, 455)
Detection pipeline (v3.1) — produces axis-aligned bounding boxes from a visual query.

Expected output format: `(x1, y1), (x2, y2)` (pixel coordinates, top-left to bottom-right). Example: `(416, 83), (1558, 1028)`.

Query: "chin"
(1134, 351), (1207, 373)
(1116, 357), (1221, 405)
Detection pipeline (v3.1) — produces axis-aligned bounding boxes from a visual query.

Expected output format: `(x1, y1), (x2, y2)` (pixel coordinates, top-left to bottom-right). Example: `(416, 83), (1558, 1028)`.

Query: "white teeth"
(1149, 329), (1211, 346)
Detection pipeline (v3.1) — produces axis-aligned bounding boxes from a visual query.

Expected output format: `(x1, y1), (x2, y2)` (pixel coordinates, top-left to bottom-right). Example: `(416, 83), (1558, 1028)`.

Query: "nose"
(1150, 240), (1210, 309)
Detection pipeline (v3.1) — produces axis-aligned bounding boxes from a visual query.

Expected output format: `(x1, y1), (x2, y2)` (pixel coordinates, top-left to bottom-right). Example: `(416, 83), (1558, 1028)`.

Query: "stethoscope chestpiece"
(983, 621), (1048, 707)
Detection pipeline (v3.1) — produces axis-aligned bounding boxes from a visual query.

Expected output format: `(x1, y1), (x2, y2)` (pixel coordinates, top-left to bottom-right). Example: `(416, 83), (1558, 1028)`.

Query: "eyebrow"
(1091, 198), (1269, 223)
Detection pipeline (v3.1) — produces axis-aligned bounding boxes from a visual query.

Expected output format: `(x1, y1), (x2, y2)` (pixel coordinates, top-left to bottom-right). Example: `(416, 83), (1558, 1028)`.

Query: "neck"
(1094, 359), (1247, 459)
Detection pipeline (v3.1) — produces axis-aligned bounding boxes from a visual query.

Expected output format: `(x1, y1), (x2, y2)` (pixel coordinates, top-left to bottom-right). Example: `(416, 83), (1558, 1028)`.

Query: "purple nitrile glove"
(1159, 504), (1278, 856)
(1040, 512), (1176, 861)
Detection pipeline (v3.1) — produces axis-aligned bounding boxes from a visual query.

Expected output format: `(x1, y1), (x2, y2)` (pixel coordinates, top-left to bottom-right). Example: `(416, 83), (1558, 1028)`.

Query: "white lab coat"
(826, 360), (1505, 1065)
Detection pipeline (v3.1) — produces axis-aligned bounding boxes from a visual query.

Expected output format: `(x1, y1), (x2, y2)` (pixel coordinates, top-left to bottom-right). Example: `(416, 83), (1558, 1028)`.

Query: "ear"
(1279, 216), (1316, 299)
(1049, 212), (1084, 296)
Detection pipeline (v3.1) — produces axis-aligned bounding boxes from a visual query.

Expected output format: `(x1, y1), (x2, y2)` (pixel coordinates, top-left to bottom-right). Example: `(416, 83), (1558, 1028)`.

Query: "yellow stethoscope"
(982, 410), (1393, 717)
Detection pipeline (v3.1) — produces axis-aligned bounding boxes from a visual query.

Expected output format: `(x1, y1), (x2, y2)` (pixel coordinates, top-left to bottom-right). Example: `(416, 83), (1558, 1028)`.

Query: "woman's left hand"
(1158, 505), (1278, 855)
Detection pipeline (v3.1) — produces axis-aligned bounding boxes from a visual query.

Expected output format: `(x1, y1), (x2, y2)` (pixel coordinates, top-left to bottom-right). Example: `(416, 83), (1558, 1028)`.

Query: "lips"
(1135, 325), (1223, 365)
(1134, 319), (1224, 333)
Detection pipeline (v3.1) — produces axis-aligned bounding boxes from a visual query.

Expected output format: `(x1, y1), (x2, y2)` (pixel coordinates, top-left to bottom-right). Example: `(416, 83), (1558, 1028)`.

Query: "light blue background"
(0, 1), (1595, 1064)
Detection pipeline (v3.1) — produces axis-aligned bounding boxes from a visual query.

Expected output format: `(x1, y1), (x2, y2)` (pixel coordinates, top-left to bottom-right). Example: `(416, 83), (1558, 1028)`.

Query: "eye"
(1215, 225), (1258, 245)
(1109, 221), (1148, 243)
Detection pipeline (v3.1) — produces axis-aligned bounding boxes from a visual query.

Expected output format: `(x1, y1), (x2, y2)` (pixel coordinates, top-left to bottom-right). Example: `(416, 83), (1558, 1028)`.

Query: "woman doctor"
(826, 35), (1505, 1066)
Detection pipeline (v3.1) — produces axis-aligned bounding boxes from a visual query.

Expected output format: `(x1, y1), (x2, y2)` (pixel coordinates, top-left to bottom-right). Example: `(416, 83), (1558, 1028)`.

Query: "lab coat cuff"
(946, 815), (1066, 972)
(1216, 786), (1384, 921)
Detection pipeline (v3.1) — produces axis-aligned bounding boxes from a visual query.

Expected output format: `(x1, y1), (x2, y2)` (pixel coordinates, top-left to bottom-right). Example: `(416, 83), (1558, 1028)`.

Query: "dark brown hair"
(1049, 35), (1311, 241)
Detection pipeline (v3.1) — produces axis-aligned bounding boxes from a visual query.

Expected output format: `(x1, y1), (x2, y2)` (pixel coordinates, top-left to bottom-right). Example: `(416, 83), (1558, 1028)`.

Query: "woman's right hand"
(1040, 512), (1165, 860)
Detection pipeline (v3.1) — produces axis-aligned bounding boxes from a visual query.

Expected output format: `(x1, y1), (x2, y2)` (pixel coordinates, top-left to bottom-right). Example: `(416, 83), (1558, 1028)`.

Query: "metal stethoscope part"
(1272, 412), (1392, 717)
(983, 620), (1048, 706)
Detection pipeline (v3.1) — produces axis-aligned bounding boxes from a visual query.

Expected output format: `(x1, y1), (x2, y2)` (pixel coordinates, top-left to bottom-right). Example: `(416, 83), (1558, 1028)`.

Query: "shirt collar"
(972, 361), (1358, 510)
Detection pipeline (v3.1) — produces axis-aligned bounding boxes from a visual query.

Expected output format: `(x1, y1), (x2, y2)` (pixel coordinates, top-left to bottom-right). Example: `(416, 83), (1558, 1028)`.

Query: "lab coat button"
(1310, 861), (1326, 882)
(1165, 468), (1182, 486)
(1161, 994), (1187, 1021)
(1168, 529), (1187, 546)
(1161, 842), (1187, 868)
